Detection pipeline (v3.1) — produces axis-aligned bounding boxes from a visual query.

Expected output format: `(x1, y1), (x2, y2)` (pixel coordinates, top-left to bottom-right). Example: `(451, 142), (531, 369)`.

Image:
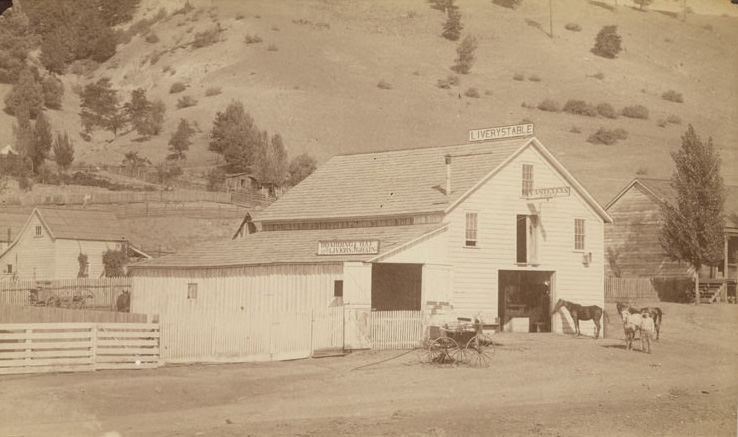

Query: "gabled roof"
(34, 208), (125, 241)
(606, 178), (738, 228)
(257, 137), (611, 224)
(130, 223), (446, 270)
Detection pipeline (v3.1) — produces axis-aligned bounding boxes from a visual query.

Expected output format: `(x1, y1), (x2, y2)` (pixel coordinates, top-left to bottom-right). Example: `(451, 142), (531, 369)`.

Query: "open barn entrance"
(498, 270), (553, 333)
(371, 263), (422, 311)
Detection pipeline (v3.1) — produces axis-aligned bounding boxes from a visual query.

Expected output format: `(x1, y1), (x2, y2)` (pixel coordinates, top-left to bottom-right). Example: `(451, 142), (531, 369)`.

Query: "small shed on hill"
(131, 135), (612, 362)
(605, 178), (738, 285)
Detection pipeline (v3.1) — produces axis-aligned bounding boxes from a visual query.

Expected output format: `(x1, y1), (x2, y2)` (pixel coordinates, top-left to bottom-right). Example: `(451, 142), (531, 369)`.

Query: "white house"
(130, 135), (612, 361)
(0, 208), (147, 280)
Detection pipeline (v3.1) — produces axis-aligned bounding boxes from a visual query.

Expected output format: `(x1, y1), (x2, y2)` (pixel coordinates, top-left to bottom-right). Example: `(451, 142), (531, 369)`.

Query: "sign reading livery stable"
(469, 123), (533, 142)
(317, 240), (380, 256)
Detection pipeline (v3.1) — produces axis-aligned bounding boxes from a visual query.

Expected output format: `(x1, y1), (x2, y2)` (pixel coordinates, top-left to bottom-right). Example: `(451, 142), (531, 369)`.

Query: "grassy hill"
(1, 0), (736, 204)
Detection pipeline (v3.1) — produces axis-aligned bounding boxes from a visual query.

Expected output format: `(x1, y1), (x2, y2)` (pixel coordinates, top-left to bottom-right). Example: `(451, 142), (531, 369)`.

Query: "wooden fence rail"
(0, 322), (160, 375)
(369, 311), (425, 350)
(0, 278), (131, 310)
(604, 277), (659, 302)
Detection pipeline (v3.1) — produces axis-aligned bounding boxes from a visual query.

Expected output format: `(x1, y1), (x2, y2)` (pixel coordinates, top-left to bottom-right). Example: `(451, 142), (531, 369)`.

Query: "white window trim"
(34, 225), (43, 238)
(521, 162), (535, 198)
(464, 211), (479, 248)
(573, 218), (586, 252)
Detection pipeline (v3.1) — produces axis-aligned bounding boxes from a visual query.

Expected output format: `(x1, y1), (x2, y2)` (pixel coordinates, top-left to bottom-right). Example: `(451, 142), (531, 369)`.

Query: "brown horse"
(616, 302), (663, 340)
(551, 299), (604, 339)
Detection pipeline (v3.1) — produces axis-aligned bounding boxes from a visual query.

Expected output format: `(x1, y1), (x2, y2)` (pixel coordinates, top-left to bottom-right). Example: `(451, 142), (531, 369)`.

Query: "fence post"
(24, 328), (32, 364)
(91, 324), (98, 371)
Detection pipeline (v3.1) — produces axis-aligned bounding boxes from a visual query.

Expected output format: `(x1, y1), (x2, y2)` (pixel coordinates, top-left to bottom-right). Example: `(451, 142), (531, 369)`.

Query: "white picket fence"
(369, 311), (425, 350)
(0, 322), (160, 375)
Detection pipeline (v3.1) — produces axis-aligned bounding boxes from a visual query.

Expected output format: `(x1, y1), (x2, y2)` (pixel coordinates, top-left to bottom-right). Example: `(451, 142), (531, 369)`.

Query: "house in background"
(605, 178), (737, 298)
(225, 172), (282, 199)
(0, 208), (150, 281)
(131, 135), (612, 362)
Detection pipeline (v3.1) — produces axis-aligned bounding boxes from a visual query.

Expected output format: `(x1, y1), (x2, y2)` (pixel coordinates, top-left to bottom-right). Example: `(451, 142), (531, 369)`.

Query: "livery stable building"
(129, 132), (612, 362)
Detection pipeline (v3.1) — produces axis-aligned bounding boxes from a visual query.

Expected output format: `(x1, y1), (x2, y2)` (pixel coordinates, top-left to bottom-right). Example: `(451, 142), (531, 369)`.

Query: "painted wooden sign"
(317, 240), (380, 255)
(468, 123), (534, 142)
(525, 186), (571, 199)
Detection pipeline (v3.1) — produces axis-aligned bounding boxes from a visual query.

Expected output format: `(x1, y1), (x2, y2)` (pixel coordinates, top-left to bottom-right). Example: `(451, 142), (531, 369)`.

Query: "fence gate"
(369, 311), (424, 350)
(311, 307), (345, 355)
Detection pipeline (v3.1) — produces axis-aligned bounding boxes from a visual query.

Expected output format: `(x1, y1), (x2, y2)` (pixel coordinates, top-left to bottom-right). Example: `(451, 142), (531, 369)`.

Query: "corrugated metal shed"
(130, 223), (445, 269)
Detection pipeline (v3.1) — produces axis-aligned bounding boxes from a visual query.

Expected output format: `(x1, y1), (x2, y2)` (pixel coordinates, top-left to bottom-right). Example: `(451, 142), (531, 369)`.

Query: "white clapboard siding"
(0, 322), (160, 375)
(370, 311), (424, 350)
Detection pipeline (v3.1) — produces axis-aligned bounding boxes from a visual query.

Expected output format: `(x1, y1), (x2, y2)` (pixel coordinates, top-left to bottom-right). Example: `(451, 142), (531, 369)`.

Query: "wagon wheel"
(415, 338), (434, 364)
(464, 337), (491, 368)
(430, 337), (461, 365)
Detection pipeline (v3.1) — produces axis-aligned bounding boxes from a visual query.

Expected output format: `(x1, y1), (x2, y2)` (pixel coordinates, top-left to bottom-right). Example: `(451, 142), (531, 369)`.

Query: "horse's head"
(551, 299), (565, 315)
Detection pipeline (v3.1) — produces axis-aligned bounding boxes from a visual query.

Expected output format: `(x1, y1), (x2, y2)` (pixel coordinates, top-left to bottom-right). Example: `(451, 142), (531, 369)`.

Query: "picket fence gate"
(369, 310), (425, 350)
(0, 322), (160, 375)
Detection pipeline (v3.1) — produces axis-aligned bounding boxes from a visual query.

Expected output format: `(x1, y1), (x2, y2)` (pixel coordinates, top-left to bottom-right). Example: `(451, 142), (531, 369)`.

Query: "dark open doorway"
(371, 263), (422, 311)
(498, 270), (553, 332)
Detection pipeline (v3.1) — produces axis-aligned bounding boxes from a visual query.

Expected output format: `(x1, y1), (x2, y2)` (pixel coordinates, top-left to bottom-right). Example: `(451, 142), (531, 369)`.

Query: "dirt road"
(1, 302), (736, 437)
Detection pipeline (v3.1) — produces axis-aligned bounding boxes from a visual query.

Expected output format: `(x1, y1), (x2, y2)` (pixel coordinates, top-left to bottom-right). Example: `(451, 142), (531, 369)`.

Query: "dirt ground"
(1, 302), (736, 437)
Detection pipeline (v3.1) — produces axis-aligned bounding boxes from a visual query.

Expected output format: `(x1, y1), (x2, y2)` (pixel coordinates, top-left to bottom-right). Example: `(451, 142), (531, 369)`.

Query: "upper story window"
(34, 225), (42, 237)
(517, 214), (539, 264)
(522, 164), (534, 196)
(465, 212), (478, 247)
(574, 219), (586, 251)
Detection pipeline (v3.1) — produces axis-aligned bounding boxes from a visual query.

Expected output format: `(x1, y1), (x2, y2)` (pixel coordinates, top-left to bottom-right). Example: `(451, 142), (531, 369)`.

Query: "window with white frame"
(34, 225), (42, 237)
(574, 219), (586, 251)
(465, 212), (478, 247)
(522, 164), (534, 196)
(187, 283), (198, 299)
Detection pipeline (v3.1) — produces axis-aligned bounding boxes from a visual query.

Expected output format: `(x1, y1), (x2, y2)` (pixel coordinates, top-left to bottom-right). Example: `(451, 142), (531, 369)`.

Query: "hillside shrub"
(513, 73), (524, 81)
(613, 128), (628, 139)
(564, 23), (582, 32)
(205, 87), (222, 96)
(592, 25), (622, 59)
(452, 35), (478, 74)
(42, 75), (64, 110)
(661, 90), (683, 103)
(596, 103), (617, 119)
(537, 99), (560, 112)
(176, 95), (198, 108)
(587, 128), (618, 145)
(377, 80), (392, 90)
(528, 74), (541, 82)
(442, 7), (463, 41)
(657, 119), (667, 128)
(145, 33), (160, 43)
(437, 75), (460, 89)
(464, 87), (480, 98)
(666, 114), (682, 124)
(244, 34), (263, 44)
(492, 0), (523, 9)
(570, 126), (581, 134)
(170, 82), (186, 94)
(267, 43), (279, 51)
(621, 104), (649, 119)
(192, 25), (222, 48)
(563, 100), (597, 117)
(591, 72), (605, 80)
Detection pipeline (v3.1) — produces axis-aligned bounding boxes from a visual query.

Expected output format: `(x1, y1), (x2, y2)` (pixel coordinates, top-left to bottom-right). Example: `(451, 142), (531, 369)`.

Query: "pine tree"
(30, 112), (53, 173)
(442, 7), (462, 41)
(659, 125), (726, 304)
(452, 35), (478, 74)
(52, 131), (75, 171)
(80, 78), (122, 135)
(286, 153), (317, 187)
(40, 30), (70, 75)
(256, 133), (288, 184)
(592, 25), (622, 59)
(124, 88), (153, 137)
(209, 101), (264, 172)
(0, 3), (35, 83)
(168, 119), (195, 160)
(4, 67), (44, 118)
(42, 75), (64, 110)
(13, 102), (34, 172)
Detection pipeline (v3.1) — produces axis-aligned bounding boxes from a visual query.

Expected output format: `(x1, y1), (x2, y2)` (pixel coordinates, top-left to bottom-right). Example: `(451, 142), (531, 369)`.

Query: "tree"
(0, 3), (35, 83)
(80, 78), (122, 135)
(40, 30), (69, 75)
(42, 75), (64, 110)
(168, 119), (195, 160)
(659, 125), (725, 304)
(122, 151), (151, 175)
(256, 133), (288, 184)
(209, 101), (265, 172)
(441, 7), (462, 41)
(429, 0), (454, 12)
(452, 34), (478, 74)
(102, 249), (128, 277)
(207, 167), (226, 191)
(286, 153), (317, 187)
(150, 99), (166, 135)
(124, 89), (165, 137)
(4, 67), (44, 118)
(592, 25), (622, 59)
(99, 0), (141, 26)
(155, 161), (182, 185)
(53, 131), (75, 171)
(28, 112), (53, 174)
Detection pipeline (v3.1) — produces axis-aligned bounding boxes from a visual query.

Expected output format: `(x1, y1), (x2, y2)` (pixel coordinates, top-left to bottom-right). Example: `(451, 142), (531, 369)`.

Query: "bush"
(244, 34), (263, 44)
(596, 103), (617, 119)
(537, 99), (560, 112)
(563, 100), (598, 117)
(564, 23), (582, 32)
(193, 26), (222, 48)
(621, 104), (649, 119)
(205, 87), (222, 97)
(452, 35), (478, 74)
(170, 82), (186, 94)
(591, 72), (605, 80)
(492, 0), (523, 9)
(587, 128), (618, 145)
(267, 43), (279, 51)
(513, 73), (524, 81)
(592, 25), (622, 59)
(613, 128), (628, 140)
(666, 114), (682, 125)
(657, 119), (667, 128)
(528, 74), (541, 82)
(377, 80), (392, 90)
(145, 33), (160, 43)
(570, 126), (581, 133)
(464, 87), (480, 98)
(437, 75), (460, 89)
(176, 95), (198, 108)
(442, 7), (463, 41)
(661, 90), (683, 103)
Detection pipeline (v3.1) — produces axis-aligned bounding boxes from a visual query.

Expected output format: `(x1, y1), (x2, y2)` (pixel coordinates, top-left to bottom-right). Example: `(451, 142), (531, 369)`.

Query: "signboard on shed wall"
(468, 123), (534, 142)
(317, 240), (380, 256)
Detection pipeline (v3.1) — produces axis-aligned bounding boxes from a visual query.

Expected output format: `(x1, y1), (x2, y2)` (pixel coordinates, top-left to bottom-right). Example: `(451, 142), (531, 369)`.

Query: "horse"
(616, 302), (663, 340)
(620, 309), (642, 351)
(551, 299), (604, 339)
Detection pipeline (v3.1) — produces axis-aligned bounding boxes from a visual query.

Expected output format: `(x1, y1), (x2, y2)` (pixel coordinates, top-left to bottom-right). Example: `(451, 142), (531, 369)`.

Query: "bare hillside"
(1, 0), (736, 203)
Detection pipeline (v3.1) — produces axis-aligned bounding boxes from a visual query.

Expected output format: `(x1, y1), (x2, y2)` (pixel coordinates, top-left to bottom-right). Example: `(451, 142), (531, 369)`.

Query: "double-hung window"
(522, 164), (534, 196)
(465, 212), (478, 247)
(574, 219), (586, 251)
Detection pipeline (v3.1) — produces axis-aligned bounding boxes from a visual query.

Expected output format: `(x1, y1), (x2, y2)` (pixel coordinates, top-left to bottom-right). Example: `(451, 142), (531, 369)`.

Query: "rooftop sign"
(468, 123), (533, 142)
(317, 240), (380, 256)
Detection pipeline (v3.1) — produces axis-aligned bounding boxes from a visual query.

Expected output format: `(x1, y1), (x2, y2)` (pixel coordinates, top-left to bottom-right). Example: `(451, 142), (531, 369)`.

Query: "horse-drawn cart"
(417, 317), (494, 367)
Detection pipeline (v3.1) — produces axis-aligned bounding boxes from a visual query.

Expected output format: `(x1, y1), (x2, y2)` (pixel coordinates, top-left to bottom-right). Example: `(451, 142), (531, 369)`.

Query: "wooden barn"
(130, 133), (612, 362)
(605, 178), (738, 298)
